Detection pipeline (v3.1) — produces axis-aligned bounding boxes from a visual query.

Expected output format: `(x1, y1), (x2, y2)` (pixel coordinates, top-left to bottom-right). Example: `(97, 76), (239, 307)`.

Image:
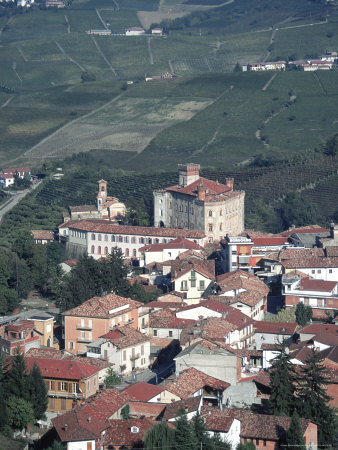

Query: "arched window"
(98, 246), (101, 255)
(104, 247), (108, 255)
(91, 245), (95, 254)
(91, 233), (96, 240)
(125, 248), (129, 257)
(133, 249), (137, 257)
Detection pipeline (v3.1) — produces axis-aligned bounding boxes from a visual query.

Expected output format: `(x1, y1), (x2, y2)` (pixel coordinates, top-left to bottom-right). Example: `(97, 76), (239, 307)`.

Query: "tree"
(7, 397), (34, 430)
(5, 348), (29, 401)
(0, 355), (8, 431)
(144, 421), (175, 449)
(233, 62), (242, 72)
(280, 192), (319, 229)
(174, 406), (198, 450)
(81, 71), (96, 82)
(104, 367), (121, 386)
(269, 341), (296, 416)
(237, 443), (256, 450)
(121, 404), (130, 419)
(296, 348), (336, 447)
(323, 133), (338, 156)
(285, 411), (306, 450)
(192, 413), (231, 449)
(28, 362), (48, 420)
(295, 303), (312, 326)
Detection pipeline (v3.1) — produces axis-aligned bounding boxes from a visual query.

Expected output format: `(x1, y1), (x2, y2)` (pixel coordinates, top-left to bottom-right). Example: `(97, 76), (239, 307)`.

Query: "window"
(111, 235), (116, 242)
(219, 223), (223, 231)
(125, 248), (129, 257)
(131, 236), (136, 243)
(133, 249), (137, 257)
(311, 269), (315, 274)
(329, 269), (332, 273)
(159, 209), (163, 217)
(49, 380), (55, 390)
(256, 440), (259, 445)
(181, 280), (188, 291)
(61, 382), (67, 391)
(169, 331), (173, 337)
(104, 247), (108, 255)
(153, 330), (157, 336)
(141, 345), (144, 356)
(91, 233), (95, 240)
(73, 383), (78, 393)
(263, 440), (266, 447)
(91, 245), (95, 254)
(98, 246), (101, 255)
(104, 234), (108, 241)
(98, 234), (102, 241)
(199, 280), (205, 290)
(81, 331), (85, 340)
(70, 342), (74, 350)
(208, 224), (213, 232)
(191, 279), (196, 288)
(220, 209), (223, 216)
(118, 236), (123, 242)
(123, 350), (126, 361)
(125, 236), (129, 243)
(49, 398), (55, 409)
(208, 210), (213, 217)
(317, 269), (321, 274)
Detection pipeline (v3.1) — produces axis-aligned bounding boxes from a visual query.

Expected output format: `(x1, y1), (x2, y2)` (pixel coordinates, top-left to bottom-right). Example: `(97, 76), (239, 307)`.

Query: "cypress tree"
(285, 411), (306, 450)
(295, 303), (312, 326)
(269, 340), (296, 416)
(28, 362), (48, 420)
(5, 348), (29, 401)
(296, 348), (335, 447)
(144, 421), (175, 449)
(174, 406), (198, 450)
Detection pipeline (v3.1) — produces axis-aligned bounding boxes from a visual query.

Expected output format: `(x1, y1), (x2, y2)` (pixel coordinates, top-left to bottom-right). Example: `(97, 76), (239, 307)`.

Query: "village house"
(103, 418), (155, 449)
(252, 321), (299, 352)
(162, 396), (202, 422)
(62, 293), (143, 355)
(0, 172), (15, 188)
(281, 224), (329, 248)
(201, 407), (241, 449)
(31, 229), (54, 244)
(242, 61), (286, 71)
(0, 166), (31, 179)
(174, 338), (242, 386)
(25, 355), (101, 413)
(283, 274), (338, 318)
(149, 308), (195, 340)
(153, 163), (245, 242)
(0, 320), (40, 355)
(58, 219), (205, 261)
(121, 381), (164, 403)
(86, 325), (151, 375)
(138, 236), (203, 266)
(215, 270), (269, 320)
(51, 388), (130, 448)
(63, 180), (126, 223)
(159, 367), (230, 407)
(317, 223), (338, 248)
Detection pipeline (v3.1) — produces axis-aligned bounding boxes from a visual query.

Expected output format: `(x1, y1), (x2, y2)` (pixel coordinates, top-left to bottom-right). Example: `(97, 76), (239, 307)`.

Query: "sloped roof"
(281, 225), (328, 237)
(121, 382), (164, 402)
(298, 278), (337, 292)
(62, 293), (142, 318)
(253, 321), (298, 335)
(166, 177), (231, 197)
(139, 237), (202, 253)
(126, 401), (166, 419)
(100, 325), (149, 349)
(299, 323), (338, 336)
(104, 418), (154, 447)
(162, 396), (202, 421)
(170, 258), (215, 281)
(26, 348), (111, 369)
(25, 357), (101, 380)
(31, 230), (54, 240)
(164, 367), (230, 399)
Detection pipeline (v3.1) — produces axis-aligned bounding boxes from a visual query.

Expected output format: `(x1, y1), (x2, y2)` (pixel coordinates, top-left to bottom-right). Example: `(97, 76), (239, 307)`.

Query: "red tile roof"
(121, 382), (164, 402)
(31, 230), (54, 240)
(59, 219), (205, 238)
(253, 321), (298, 335)
(298, 278), (337, 292)
(166, 177), (231, 197)
(162, 396), (202, 421)
(170, 258), (215, 281)
(251, 237), (289, 246)
(164, 367), (230, 399)
(62, 293), (142, 318)
(104, 417), (155, 447)
(100, 325), (149, 349)
(139, 237), (202, 252)
(201, 406), (238, 432)
(25, 357), (101, 380)
(281, 225), (328, 237)
(299, 323), (338, 336)
(149, 309), (195, 329)
(26, 348), (111, 369)
(126, 401), (166, 419)
(2, 167), (30, 173)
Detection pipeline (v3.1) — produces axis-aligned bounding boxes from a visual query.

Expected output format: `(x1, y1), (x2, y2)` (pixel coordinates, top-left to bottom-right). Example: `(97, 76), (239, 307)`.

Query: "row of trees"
(0, 350), (48, 433)
(269, 343), (336, 447)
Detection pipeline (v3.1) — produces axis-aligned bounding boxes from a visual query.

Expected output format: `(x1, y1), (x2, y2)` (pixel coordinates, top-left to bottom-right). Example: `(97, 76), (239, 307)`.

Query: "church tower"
(97, 179), (107, 211)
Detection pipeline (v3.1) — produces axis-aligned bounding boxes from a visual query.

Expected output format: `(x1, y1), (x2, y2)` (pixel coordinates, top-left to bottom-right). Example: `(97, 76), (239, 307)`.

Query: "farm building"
(126, 27), (145, 36)
(151, 28), (163, 35)
(86, 30), (112, 36)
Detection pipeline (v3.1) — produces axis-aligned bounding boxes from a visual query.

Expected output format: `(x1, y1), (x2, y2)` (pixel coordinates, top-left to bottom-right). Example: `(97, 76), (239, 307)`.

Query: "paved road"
(0, 180), (42, 223)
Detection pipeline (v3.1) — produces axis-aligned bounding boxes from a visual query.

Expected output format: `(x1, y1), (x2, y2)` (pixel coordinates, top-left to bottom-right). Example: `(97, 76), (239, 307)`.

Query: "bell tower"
(97, 179), (107, 211)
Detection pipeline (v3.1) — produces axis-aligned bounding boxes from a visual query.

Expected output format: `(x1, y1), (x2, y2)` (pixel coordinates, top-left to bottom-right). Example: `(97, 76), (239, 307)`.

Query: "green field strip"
(66, 10), (104, 33)
(98, 9), (142, 34)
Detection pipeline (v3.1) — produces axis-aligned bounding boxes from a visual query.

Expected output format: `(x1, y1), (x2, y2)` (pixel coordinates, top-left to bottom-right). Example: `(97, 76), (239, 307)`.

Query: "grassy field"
(0, 0), (338, 170)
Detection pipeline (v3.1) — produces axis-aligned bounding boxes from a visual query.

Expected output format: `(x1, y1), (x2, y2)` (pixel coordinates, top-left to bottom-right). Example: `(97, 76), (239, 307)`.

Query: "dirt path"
(313, 72), (327, 95)
(262, 73), (277, 91)
(255, 94), (297, 146)
(0, 17), (12, 37)
(90, 36), (118, 77)
(54, 40), (86, 72)
(112, 0), (119, 10)
(96, 9), (108, 29)
(263, 28), (277, 62)
(12, 62), (22, 83)
(64, 15), (70, 34)
(0, 96), (14, 109)
(147, 37), (154, 65)
(16, 45), (28, 62)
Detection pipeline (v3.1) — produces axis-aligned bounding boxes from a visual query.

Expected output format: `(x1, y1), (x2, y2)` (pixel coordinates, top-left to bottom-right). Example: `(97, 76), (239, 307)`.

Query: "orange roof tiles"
(100, 325), (149, 349)
(25, 357), (101, 380)
(122, 382), (164, 401)
(139, 237), (202, 252)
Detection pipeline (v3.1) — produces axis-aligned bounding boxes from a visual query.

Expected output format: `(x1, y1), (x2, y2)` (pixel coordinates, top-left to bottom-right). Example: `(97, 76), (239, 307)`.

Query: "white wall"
(67, 440), (95, 450)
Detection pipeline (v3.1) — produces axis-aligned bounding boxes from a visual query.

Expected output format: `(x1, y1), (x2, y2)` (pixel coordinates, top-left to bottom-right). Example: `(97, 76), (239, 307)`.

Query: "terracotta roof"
(149, 309), (195, 329)
(25, 356), (101, 380)
(326, 246), (338, 257)
(104, 418), (154, 447)
(170, 258), (215, 281)
(62, 293), (142, 318)
(52, 388), (129, 441)
(251, 237), (289, 246)
(126, 401), (166, 419)
(100, 325), (149, 349)
(281, 225), (328, 237)
(69, 205), (97, 213)
(26, 348), (111, 369)
(121, 382), (164, 402)
(164, 367), (230, 399)
(62, 258), (78, 267)
(2, 167), (30, 174)
(0, 173), (14, 179)
(253, 370), (271, 388)
(166, 177), (231, 197)
(253, 321), (298, 335)
(59, 219), (205, 238)
(150, 337), (174, 348)
(145, 301), (185, 310)
(162, 396), (202, 421)
(31, 230), (54, 240)
(139, 237), (202, 253)
(201, 406), (238, 432)
(299, 323), (338, 336)
(298, 278), (337, 292)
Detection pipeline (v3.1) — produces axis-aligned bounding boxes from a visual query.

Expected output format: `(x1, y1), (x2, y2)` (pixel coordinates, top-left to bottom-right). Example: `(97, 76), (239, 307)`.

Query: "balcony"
(76, 325), (93, 331)
(77, 338), (92, 343)
(49, 390), (84, 399)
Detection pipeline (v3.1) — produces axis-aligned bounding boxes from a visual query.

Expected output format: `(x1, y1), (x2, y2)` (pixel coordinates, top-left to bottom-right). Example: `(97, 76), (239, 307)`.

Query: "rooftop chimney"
(197, 182), (206, 201)
(225, 178), (234, 190)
